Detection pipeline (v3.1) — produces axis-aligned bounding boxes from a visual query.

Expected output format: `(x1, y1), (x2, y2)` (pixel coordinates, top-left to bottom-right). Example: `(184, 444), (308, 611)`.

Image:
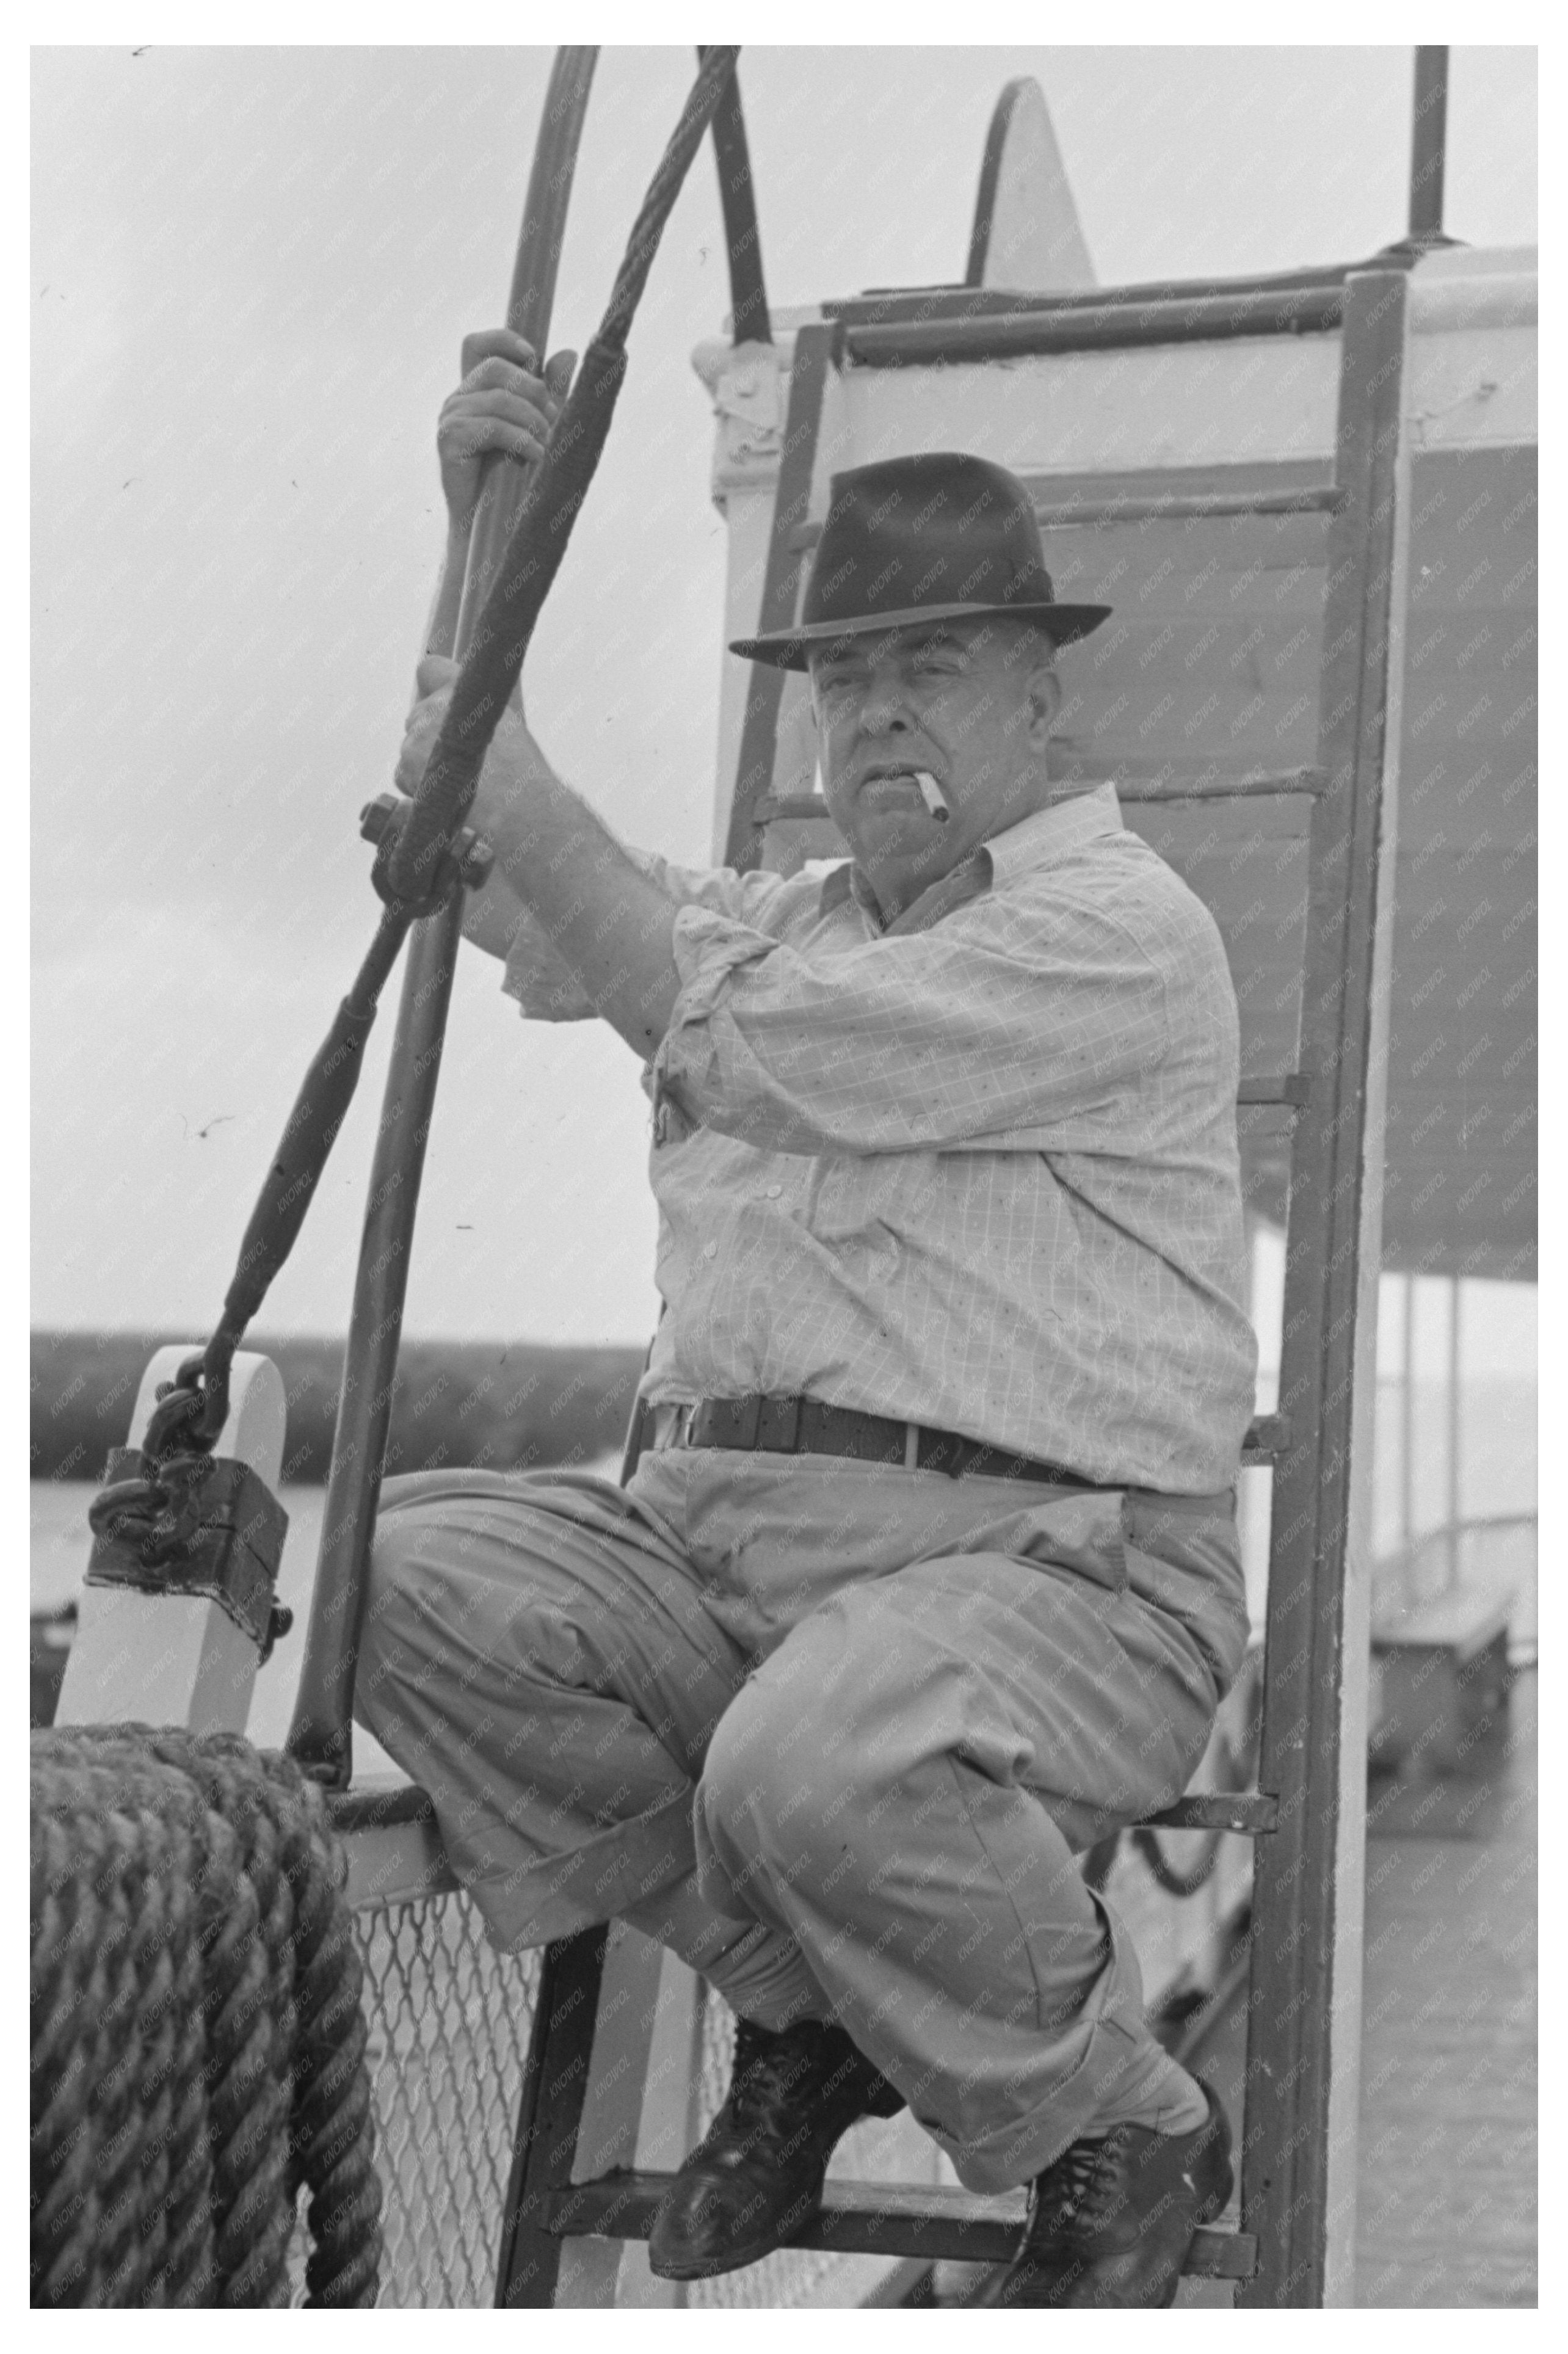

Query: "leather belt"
(649, 1393), (1117, 1490)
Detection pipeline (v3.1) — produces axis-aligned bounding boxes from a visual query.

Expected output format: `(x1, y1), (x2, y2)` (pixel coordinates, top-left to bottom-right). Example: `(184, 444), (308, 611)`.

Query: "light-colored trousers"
(355, 1445), (1248, 2192)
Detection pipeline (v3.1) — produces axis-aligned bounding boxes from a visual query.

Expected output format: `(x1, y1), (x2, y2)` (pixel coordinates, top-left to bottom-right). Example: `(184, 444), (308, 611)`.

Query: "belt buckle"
(650, 1403), (692, 1451)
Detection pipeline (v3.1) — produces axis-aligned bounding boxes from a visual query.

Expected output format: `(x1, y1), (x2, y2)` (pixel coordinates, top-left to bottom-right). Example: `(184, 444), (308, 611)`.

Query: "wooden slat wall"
(1380, 443), (1536, 1277)
(757, 449), (1534, 1280)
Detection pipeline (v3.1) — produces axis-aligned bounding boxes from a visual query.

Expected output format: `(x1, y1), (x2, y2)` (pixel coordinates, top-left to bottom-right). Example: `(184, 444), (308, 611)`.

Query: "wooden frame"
(487, 266), (1412, 2311)
(721, 322), (835, 871)
(1236, 266), (1410, 2309)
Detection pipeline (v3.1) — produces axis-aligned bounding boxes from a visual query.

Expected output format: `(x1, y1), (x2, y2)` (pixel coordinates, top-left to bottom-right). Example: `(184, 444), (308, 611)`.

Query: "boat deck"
(1353, 1666), (1537, 2307)
(1179, 1668), (1537, 2308)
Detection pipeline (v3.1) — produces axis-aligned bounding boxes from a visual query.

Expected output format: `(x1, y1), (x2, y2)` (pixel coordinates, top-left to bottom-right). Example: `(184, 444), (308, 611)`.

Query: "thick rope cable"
(137, 45), (741, 1470)
(379, 42), (741, 906)
(699, 44), (771, 345)
(31, 1728), (382, 2309)
(598, 44), (741, 351)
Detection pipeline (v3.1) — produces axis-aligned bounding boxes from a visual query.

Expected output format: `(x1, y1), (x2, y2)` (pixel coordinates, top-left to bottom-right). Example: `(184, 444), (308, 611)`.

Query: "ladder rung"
(328, 1780), (437, 1834)
(755, 774), (1326, 826)
(841, 285), (1346, 367)
(1034, 487), (1343, 526)
(786, 487), (1341, 553)
(544, 2173), (1257, 2280)
(755, 793), (835, 823)
(1116, 766), (1327, 802)
(1140, 1791), (1279, 1835)
(1244, 1412), (1291, 1461)
(1238, 1075), (1311, 1106)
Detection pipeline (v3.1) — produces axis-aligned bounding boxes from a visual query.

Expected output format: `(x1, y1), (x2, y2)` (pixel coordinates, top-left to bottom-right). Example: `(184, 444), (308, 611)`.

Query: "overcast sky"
(31, 44), (1537, 1366)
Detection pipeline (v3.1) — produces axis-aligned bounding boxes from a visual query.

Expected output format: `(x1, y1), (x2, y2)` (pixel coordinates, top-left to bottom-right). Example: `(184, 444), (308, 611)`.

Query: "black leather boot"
(647, 2016), (904, 2281)
(981, 2080), (1234, 2308)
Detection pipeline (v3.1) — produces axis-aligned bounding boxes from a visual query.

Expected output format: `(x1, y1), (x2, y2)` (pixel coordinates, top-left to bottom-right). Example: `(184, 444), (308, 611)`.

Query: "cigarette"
(914, 770), (949, 823)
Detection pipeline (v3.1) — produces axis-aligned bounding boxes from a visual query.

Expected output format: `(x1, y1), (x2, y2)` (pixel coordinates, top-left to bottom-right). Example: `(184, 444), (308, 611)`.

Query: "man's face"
(808, 616), (1060, 918)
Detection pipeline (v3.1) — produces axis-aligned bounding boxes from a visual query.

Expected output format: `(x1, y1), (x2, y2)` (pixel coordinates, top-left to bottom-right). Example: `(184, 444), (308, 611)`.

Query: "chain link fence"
(291, 1888), (541, 2308)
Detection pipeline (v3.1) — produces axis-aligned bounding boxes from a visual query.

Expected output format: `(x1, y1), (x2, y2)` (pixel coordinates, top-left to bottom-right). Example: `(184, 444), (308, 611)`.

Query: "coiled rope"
(30, 1727), (381, 2308)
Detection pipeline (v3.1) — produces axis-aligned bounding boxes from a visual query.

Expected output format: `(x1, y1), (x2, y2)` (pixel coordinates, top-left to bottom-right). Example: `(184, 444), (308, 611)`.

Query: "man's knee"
(355, 1494), (541, 1717)
(699, 1672), (822, 1866)
(352, 1505), (456, 1735)
(697, 1597), (891, 1868)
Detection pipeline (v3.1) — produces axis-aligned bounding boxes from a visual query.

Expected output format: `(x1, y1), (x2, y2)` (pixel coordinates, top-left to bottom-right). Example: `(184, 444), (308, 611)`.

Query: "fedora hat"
(730, 451), (1111, 671)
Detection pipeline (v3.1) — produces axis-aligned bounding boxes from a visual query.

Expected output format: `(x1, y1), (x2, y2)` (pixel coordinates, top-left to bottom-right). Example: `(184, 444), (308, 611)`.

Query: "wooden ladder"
(487, 262), (1413, 2310)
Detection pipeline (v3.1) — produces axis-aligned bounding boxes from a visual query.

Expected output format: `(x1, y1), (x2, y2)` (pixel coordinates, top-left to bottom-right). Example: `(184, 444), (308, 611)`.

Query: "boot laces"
(725, 2022), (824, 2127)
(1033, 2131), (1126, 2234)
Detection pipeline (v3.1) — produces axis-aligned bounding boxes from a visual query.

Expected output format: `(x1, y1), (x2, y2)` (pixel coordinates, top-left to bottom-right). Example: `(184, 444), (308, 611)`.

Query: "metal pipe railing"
(286, 48), (600, 1783)
(286, 47), (745, 1784)
(1409, 46), (1450, 244)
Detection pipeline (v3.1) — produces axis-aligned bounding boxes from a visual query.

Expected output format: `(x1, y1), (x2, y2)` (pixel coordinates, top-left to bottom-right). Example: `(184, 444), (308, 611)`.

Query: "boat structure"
(32, 46), (1534, 2309)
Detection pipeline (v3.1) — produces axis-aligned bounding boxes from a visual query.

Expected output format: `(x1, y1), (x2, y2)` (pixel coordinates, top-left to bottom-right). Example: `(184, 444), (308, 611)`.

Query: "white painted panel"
(1407, 325), (1536, 452)
(838, 337), (1341, 480)
(56, 1346), (286, 1735)
(713, 487), (777, 863)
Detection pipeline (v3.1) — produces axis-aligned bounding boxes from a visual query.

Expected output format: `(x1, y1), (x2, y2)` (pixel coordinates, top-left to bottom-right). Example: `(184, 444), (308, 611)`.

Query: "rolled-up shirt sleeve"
(499, 845), (785, 1023)
(500, 916), (599, 1022)
(650, 893), (1175, 1155)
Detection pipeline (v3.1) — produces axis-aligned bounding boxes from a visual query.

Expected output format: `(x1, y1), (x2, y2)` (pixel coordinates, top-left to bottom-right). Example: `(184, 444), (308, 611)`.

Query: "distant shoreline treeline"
(31, 1331), (648, 1483)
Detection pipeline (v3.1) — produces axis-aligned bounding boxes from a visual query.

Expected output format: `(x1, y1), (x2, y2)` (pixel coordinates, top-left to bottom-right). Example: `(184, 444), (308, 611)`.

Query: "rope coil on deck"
(30, 1727), (382, 2308)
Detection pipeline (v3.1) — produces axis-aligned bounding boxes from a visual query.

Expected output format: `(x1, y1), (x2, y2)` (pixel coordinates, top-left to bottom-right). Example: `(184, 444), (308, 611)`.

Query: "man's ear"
(1027, 653), (1062, 745)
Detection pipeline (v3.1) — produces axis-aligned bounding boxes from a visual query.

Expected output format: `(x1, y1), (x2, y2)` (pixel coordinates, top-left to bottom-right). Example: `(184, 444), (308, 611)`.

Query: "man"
(357, 330), (1258, 2307)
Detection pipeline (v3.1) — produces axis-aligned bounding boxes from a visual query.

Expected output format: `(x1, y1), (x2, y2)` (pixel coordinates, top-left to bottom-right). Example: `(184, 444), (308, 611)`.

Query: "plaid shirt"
(503, 784), (1257, 1492)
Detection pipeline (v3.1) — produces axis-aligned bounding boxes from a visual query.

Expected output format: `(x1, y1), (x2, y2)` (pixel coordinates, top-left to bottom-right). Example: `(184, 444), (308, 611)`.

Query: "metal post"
(1401, 1273), (1415, 1558)
(1409, 46), (1450, 244)
(286, 49), (599, 1783)
(285, 905), (464, 1776)
(457, 49), (598, 625)
(494, 1930), (608, 2307)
